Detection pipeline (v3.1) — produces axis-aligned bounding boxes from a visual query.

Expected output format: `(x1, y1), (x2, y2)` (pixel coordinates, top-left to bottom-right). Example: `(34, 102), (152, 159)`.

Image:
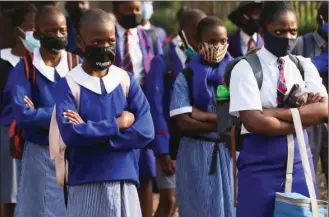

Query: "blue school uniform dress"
(53, 65), (154, 217)
(11, 48), (70, 217)
(170, 53), (235, 217)
(229, 46), (328, 217)
(228, 30), (263, 58)
(114, 23), (157, 180)
(144, 36), (186, 189)
(0, 48), (21, 203)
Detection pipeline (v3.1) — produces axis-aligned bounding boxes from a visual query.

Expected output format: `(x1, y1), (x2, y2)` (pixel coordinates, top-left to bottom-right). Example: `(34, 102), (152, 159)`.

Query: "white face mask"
(20, 31), (40, 52)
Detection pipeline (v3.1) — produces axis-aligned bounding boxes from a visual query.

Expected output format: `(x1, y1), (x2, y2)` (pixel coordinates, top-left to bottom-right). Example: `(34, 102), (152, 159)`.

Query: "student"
(65, 1), (90, 53)
(140, 1), (167, 46)
(292, 1), (328, 182)
(170, 16), (235, 217)
(228, 1), (263, 58)
(53, 8), (154, 217)
(0, 4), (38, 217)
(229, 2), (328, 217)
(10, 6), (74, 217)
(144, 8), (206, 217)
(112, 2), (157, 217)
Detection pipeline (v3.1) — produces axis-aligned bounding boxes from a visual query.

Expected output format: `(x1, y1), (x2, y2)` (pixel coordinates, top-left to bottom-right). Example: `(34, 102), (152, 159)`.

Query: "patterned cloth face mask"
(198, 42), (229, 63)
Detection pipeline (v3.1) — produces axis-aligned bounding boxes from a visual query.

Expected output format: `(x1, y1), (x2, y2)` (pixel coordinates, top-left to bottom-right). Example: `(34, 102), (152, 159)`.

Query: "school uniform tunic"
(0, 48), (21, 203)
(53, 65), (154, 217)
(228, 30), (263, 58)
(144, 38), (186, 189)
(229, 46), (328, 217)
(114, 23), (156, 180)
(10, 48), (70, 217)
(170, 54), (235, 217)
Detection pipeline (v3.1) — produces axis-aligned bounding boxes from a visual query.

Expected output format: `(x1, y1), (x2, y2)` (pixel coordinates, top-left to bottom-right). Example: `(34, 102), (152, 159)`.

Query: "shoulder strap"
(67, 52), (80, 71)
(288, 54), (305, 80)
(65, 76), (81, 111)
(23, 53), (36, 85)
(244, 53), (263, 90)
(182, 67), (193, 105)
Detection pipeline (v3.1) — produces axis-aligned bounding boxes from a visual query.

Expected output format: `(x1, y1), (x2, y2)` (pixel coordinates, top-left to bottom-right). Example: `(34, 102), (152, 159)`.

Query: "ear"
(14, 27), (25, 39)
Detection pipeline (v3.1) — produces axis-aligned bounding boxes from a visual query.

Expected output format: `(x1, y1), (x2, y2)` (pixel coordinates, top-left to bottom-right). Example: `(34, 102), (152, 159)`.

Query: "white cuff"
(169, 106), (192, 117)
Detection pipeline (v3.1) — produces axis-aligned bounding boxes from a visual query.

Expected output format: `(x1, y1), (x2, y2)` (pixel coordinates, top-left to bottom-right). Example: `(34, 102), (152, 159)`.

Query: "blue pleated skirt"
(67, 182), (142, 217)
(14, 141), (66, 217)
(236, 132), (319, 217)
(176, 137), (235, 217)
(0, 126), (21, 203)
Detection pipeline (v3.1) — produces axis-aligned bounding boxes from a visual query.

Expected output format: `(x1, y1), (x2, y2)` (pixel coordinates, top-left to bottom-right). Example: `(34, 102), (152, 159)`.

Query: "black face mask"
(38, 33), (68, 53)
(242, 18), (260, 36)
(119, 13), (142, 29)
(83, 45), (116, 71)
(264, 31), (297, 57)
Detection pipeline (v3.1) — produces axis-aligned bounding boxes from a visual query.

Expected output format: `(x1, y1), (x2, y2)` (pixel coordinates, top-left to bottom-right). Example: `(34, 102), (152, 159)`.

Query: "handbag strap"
(284, 134), (294, 193)
(290, 108), (318, 217)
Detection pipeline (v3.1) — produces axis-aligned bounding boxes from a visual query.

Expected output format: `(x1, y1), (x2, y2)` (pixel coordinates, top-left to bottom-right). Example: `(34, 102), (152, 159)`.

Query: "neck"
(82, 62), (108, 78)
(11, 44), (29, 57)
(40, 47), (62, 67)
(141, 19), (148, 26)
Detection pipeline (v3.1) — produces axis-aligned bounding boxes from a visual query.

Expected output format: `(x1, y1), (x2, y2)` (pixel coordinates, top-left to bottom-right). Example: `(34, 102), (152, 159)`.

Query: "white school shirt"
(240, 30), (258, 55)
(32, 48), (70, 82)
(116, 23), (144, 85)
(0, 48), (20, 67)
(229, 46), (328, 134)
(171, 35), (187, 68)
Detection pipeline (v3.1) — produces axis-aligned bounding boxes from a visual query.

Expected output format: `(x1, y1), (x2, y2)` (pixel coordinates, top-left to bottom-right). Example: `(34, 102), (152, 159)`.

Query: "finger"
(24, 98), (33, 107)
(24, 96), (34, 106)
(67, 110), (84, 122)
(64, 113), (80, 124)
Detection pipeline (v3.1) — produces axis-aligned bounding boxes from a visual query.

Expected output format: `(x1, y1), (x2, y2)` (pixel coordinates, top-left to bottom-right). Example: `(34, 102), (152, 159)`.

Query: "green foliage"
(151, 1), (318, 37)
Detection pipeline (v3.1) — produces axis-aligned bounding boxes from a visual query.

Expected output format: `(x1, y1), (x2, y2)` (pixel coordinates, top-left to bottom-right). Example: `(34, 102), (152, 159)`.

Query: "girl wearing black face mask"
(53, 9), (154, 217)
(229, 2), (328, 217)
(170, 16), (235, 217)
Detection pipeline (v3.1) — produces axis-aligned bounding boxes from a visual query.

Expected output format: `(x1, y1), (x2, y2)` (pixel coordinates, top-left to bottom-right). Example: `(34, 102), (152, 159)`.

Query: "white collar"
(175, 45), (187, 67)
(32, 48), (69, 82)
(172, 35), (182, 47)
(0, 48), (20, 67)
(68, 64), (127, 95)
(258, 46), (290, 65)
(141, 21), (152, 30)
(116, 23), (138, 39)
(240, 29), (258, 45)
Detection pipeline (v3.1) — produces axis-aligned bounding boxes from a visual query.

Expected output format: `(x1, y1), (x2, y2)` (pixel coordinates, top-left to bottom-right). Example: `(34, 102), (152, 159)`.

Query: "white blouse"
(229, 46), (328, 134)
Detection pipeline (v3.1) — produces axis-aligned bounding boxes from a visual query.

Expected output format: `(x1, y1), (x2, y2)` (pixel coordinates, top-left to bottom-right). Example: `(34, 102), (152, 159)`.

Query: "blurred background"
(0, 1), (321, 49)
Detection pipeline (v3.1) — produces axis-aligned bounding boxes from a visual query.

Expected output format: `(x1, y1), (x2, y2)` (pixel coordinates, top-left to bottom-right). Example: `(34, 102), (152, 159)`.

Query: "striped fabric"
(277, 58), (287, 105)
(67, 182), (142, 217)
(0, 126), (21, 203)
(170, 73), (235, 217)
(14, 141), (66, 217)
(123, 31), (133, 73)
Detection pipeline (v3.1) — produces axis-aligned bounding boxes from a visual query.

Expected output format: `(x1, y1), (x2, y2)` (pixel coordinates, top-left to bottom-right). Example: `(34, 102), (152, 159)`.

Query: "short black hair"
(196, 16), (225, 41)
(11, 2), (37, 28)
(259, 1), (297, 29)
(79, 8), (113, 35)
(317, 1), (328, 24)
(179, 8), (206, 30)
(35, 5), (63, 29)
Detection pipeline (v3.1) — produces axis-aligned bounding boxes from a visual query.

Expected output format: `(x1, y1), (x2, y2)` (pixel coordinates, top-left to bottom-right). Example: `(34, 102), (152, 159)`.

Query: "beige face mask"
(198, 42), (229, 63)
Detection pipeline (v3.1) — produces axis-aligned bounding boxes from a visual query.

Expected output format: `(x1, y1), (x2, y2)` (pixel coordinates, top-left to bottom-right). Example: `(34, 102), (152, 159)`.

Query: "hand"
(306, 93), (322, 104)
(63, 110), (85, 124)
(117, 111), (135, 130)
(191, 107), (205, 121)
(157, 154), (175, 175)
(24, 96), (34, 109)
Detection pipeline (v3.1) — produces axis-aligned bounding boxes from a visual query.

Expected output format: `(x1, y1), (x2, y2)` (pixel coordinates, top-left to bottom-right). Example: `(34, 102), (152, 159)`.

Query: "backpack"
(218, 48), (305, 207)
(9, 52), (80, 159)
(49, 67), (131, 207)
(160, 43), (194, 160)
